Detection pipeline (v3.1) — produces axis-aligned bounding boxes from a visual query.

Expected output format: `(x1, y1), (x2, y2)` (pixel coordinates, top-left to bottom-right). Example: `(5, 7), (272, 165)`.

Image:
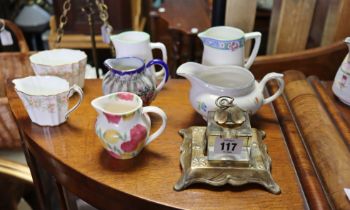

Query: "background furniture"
(0, 19), (32, 148)
(48, 0), (150, 49)
(0, 158), (35, 210)
(14, 1), (51, 51)
(0, 19), (29, 53)
(0, 19), (38, 210)
(152, 0), (211, 77)
(269, 71), (350, 210)
(223, 0), (350, 54)
(251, 40), (348, 80)
(48, 0), (151, 75)
(154, 0), (350, 77)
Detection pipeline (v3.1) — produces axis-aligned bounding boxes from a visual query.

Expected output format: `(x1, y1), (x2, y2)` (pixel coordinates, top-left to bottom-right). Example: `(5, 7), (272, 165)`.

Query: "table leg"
(19, 128), (47, 210)
(56, 182), (79, 210)
(19, 128), (66, 210)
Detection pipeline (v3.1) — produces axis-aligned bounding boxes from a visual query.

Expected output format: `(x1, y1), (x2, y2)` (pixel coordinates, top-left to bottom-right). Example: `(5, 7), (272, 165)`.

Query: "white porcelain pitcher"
(110, 31), (167, 78)
(198, 26), (261, 68)
(177, 62), (284, 119)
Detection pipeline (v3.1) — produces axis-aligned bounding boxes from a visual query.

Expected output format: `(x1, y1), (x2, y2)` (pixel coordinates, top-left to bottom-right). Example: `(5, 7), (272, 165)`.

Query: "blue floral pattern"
(200, 37), (244, 51)
(197, 101), (207, 113)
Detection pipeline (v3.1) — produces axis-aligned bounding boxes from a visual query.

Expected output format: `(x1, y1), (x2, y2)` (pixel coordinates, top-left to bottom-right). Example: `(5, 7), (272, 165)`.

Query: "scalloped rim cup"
(29, 49), (87, 88)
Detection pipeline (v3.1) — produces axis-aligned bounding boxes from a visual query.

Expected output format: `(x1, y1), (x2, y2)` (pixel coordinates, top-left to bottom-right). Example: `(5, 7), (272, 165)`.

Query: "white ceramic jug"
(110, 31), (167, 78)
(198, 26), (261, 68)
(176, 62), (284, 119)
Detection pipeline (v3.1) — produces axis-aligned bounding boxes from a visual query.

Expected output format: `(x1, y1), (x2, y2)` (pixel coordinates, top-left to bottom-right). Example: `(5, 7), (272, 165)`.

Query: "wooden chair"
(251, 40), (348, 80)
(0, 159), (37, 210)
(0, 19), (37, 210)
(0, 19), (32, 149)
(0, 19), (29, 53)
(224, 0), (350, 54)
(223, 0), (350, 79)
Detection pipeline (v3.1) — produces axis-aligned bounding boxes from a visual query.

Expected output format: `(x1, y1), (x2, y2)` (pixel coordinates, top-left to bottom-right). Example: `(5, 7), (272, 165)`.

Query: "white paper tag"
(0, 29), (13, 46)
(101, 24), (112, 44)
(214, 137), (243, 155)
(345, 188), (350, 201)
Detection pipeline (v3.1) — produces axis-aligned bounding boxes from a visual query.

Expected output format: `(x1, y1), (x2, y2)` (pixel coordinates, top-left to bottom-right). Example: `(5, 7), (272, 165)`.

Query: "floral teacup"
(91, 92), (167, 159)
(13, 76), (83, 126)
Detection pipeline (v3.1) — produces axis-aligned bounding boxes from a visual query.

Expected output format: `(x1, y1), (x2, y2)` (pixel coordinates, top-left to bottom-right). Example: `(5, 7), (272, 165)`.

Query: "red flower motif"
(104, 113), (122, 124)
(120, 124), (147, 152)
(130, 124), (147, 144)
(117, 93), (134, 101)
(121, 141), (139, 152)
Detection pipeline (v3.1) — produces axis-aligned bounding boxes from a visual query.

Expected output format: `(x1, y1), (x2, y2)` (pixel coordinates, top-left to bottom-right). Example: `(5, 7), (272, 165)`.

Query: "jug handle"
(150, 42), (168, 78)
(244, 32), (261, 69)
(143, 106), (167, 145)
(258, 73), (285, 104)
(65, 85), (84, 119)
(146, 59), (169, 92)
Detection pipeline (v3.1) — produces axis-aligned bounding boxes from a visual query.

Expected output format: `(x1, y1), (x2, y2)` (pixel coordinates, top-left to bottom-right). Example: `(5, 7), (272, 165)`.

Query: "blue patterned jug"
(102, 57), (169, 105)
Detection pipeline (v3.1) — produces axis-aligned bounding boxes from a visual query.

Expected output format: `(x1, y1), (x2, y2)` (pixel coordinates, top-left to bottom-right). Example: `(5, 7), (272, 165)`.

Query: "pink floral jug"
(91, 92), (167, 159)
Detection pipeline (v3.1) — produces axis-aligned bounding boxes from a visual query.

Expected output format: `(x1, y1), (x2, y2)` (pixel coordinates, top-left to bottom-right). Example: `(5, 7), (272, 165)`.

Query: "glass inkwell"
(175, 96), (280, 194)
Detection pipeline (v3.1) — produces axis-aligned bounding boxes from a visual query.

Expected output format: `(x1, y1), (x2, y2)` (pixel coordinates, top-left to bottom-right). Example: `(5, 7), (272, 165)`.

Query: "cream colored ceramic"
(333, 37), (350, 105)
(29, 49), (87, 88)
(177, 62), (284, 119)
(110, 31), (167, 78)
(198, 26), (261, 68)
(13, 76), (83, 126)
(91, 92), (167, 159)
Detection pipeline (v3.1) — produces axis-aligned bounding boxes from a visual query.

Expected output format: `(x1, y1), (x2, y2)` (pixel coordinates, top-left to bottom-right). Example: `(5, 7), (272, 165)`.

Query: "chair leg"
(23, 182), (40, 210)
(0, 174), (26, 210)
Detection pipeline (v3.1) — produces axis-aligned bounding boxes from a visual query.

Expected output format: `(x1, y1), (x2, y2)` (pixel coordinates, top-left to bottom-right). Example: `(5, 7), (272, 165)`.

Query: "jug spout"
(91, 95), (108, 115)
(197, 29), (214, 47)
(197, 30), (207, 41)
(176, 62), (206, 83)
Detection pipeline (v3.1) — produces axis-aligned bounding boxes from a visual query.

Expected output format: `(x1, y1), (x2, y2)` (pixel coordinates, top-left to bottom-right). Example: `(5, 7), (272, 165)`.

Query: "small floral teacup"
(13, 76), (83, 126)
(91, 92), (167, 159)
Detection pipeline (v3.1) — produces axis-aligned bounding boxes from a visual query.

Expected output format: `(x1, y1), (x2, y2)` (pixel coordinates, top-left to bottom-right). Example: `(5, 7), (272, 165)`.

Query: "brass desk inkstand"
(174, 96), (281, 194)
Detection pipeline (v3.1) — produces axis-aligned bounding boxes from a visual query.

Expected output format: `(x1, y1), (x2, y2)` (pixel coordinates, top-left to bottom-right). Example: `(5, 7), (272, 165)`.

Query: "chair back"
(0, 19), (29, 53)
(224, 0), (350, 54)
(0, 19), (32, 149)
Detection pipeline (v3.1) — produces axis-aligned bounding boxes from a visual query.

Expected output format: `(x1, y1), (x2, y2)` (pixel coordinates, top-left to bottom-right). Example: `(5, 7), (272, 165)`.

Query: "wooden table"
(7, 76), (350, 209)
